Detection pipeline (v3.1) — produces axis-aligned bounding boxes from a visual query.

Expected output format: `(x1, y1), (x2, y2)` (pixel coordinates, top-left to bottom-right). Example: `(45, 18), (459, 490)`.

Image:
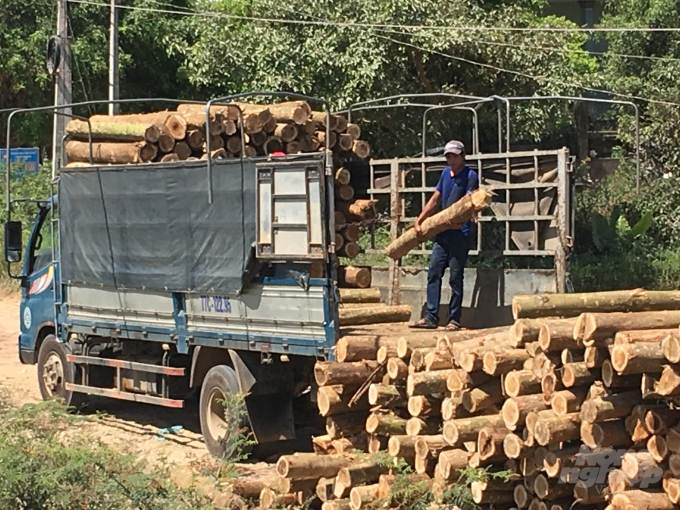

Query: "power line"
(66, 0), (680, 33)
(374, 33), (680, 108)
(65, 0), (680, 107)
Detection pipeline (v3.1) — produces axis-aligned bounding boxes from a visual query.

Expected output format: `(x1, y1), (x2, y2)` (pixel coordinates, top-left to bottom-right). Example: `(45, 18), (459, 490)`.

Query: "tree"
(173, 0), (599, 156)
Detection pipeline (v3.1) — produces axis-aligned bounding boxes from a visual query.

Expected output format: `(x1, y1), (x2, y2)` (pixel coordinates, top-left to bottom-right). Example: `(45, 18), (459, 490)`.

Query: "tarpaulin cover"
(59, 160), (256, 294)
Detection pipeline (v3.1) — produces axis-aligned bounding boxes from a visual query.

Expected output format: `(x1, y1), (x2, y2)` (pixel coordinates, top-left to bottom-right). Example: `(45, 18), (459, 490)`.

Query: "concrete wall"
(372, 267), (557, 329)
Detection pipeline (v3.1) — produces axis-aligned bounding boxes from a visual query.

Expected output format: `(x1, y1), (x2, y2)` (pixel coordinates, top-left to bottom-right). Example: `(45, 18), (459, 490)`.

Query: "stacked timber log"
(334, 164), (377, 262)
(305, 288), (680, 510)
(64, 101), (370, 165)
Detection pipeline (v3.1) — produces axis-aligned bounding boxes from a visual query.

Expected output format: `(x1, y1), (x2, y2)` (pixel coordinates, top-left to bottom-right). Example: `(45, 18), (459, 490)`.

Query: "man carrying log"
(410, 140), (479, 331)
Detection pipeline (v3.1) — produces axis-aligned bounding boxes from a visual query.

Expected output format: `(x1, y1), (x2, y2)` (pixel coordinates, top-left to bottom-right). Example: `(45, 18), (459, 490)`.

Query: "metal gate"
(360, 149), (574, 327)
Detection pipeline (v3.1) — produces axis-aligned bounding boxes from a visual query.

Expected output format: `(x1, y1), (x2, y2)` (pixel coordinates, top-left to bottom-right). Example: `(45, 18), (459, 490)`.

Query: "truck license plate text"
(200, 296), (232, 314)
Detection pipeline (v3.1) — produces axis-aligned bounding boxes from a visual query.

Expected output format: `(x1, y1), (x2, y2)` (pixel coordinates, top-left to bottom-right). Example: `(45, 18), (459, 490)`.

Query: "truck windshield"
(31, 206), (58, 274)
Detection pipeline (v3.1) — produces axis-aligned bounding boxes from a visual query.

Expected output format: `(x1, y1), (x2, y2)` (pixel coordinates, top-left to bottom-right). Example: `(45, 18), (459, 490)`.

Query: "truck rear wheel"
(199, 364), (245, 457)
(36, 335), (86, 409)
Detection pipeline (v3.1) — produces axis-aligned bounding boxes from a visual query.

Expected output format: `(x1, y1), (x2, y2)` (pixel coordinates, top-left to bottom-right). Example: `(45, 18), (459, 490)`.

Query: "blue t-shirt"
(435, 166), (479, 237)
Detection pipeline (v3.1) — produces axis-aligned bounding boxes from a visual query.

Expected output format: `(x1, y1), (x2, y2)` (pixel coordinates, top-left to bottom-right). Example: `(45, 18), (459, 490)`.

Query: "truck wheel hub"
(43, 353), (64, 396)
(207, 388), (227, 442)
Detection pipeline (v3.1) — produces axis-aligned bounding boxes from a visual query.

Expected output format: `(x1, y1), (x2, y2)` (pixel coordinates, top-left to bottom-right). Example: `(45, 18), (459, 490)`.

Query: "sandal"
(445, 322), (461, 331)
(409, 318), (438, 330)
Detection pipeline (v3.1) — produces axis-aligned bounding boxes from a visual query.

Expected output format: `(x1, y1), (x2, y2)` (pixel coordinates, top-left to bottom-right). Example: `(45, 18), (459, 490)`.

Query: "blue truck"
(5, 97), (341, 455)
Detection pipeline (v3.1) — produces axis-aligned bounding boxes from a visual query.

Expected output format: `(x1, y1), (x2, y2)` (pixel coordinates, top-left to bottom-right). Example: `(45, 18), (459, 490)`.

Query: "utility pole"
(52, 0), (72, 175)
(108, 0), (119, 115)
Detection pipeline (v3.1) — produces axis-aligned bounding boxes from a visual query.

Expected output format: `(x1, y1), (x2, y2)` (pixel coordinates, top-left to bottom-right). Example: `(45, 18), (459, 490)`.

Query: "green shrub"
(0, 398), (212, 509)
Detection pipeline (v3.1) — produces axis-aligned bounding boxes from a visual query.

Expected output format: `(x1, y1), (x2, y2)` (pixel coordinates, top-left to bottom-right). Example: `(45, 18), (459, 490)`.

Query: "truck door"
(20, 206), (58, 356)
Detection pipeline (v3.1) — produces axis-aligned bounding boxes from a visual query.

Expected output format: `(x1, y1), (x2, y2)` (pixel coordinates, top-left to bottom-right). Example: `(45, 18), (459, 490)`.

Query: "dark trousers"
(425, 233), (471, 326)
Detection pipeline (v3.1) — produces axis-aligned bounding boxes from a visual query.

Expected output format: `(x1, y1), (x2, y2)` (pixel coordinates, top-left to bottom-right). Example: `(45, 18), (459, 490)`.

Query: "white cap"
(444, 140), (465, 155)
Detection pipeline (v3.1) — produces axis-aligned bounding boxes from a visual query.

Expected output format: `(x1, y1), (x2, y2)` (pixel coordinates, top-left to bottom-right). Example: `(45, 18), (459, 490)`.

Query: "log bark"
(537, 318), (581, 351)
(405, 416), (440, 437)
(440, 396), (471, 421)
(338, 305), (411, 326)
(259, 488), (296, 509)
(502, 394), (549, 431)
(349, 484), (378, 510)
(277, 453), (351, 478)
(509, 318), (551, 346)
(573, 480), (607, 504)
(367, 434), (388, 454)
(280, 477), (318, 496)
(414, 435), (448, 459)
(408, 395), (441, 417)
(368, 384), (405, 408)
(326, 412), (368, 439)
(365, 413), (407, 435)
(322, 500), (351, 510)
(436, 449), (469, 482)
(240, 101), (310, 125)
(462, 379), (503, 413)
(562, 347), (585, 364)
(443, 414), (505, 447)
(551, 388), (589, 416)
(88, 111), (187, 139)
(513, 288), (680, 320)
(610, 490), (675, 510)
(336, 335), (381, 363)
(483, 349), (531, 376)
(582, 310), (680, 345)
(177, 103), (240, 122)
(66, 140), (157, 164)
(447, 369), (492, 392)
(424, 350), (453, 371)
(66, 119), (163, 142)
(336, 463), (388, 489)
(646, 409), (680, 435)
(387, 435), (416, 459)
(317, 385), (368, 416)
(339, 288), (381, 304)
(160, 153), (178, 163)
(611, 343), (665, 375)
(386, 189), (493, 259)
(602, 359), (642, 389)
(584, 346), (607, 368)
(534, 413), (581, 445)
(615, 328), (675, 345)
(317, 130), (337, 149)
(315, 361), (380, 386)
(580, 391), (641, 423)
(407, 369), (454, 396)
(182, 112), (223, 136)
(543, 445), (582, 478)
(387, 358), (408, 381)
(347, 199), (378, 222)
(338, 266), (371, 289)
(478, 426), (511, 462)
(541, 371), (564, 400)
(533, 474), (574, 501)
(332, 433), (369, 455)
(581, 420), (629, 449)
(316, 478), (335, 502)
(470, 485), (514, 505)
(562, 362), (600, 388)
(526, 410), (556, 437)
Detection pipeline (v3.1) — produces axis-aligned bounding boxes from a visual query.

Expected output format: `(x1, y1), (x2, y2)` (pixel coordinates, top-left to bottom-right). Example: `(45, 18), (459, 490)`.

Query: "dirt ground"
(0, 292), (212, 468)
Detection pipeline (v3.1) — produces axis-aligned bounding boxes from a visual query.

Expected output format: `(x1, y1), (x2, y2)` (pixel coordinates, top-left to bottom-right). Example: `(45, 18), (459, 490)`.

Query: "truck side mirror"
(4, 221), (22, 263)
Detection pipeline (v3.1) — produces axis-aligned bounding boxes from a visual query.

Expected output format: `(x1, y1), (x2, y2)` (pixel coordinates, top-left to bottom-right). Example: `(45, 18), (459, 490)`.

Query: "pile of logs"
(337, 288), (411, 327)
(256, 288), (680, 510)
(64, 101), (371, 165)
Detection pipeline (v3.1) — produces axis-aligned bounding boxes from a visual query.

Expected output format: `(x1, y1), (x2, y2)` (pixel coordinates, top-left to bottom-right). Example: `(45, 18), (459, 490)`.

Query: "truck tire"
(199, 364), (245, 457)
(36, 335), (87, 409)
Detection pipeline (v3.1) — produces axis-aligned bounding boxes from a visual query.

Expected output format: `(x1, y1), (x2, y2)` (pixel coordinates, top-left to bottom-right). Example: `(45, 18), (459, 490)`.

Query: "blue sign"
(0, 148), (40, 177)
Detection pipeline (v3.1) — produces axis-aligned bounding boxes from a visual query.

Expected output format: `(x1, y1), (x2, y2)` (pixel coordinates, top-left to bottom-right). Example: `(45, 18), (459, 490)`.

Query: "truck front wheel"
(36, 335), (86, 409)
(199, 364), (245, 457)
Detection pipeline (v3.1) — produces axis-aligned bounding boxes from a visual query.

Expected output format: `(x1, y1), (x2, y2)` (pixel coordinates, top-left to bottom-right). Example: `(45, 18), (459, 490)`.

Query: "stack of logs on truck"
(233, 289), (680, 510)
(63, 100), (413, 323)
